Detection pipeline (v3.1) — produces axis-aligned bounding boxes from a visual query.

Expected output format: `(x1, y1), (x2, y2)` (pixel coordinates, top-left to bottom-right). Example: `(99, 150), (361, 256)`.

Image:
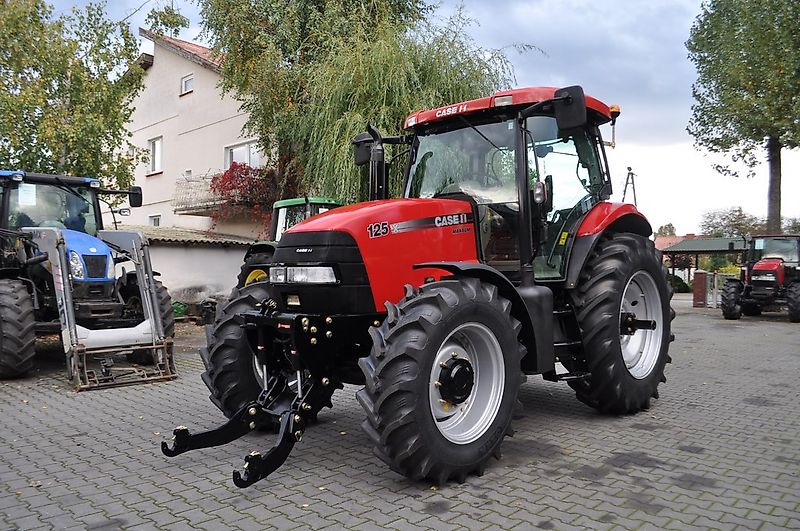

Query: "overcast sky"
(53, 0), (800, 234)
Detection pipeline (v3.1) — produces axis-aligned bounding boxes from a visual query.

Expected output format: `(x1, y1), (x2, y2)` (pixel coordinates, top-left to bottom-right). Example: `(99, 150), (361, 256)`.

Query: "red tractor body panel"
(753, 258), (785, 285)
(576, 202), (650, 237)
(404, 87), (612, 129)
(288, 199), (478, 311)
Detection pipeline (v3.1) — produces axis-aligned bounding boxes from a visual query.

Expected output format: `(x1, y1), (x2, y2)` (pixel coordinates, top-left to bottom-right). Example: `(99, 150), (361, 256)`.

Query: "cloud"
(439, 0), (700, 144)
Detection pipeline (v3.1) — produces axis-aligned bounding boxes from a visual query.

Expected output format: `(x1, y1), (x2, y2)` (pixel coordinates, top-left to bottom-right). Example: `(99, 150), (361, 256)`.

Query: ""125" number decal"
(367, 221), (390, 238)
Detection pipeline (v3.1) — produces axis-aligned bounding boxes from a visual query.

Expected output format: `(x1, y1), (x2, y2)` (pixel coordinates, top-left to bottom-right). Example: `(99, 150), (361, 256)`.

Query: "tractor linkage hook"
(161, 374), (315, 488)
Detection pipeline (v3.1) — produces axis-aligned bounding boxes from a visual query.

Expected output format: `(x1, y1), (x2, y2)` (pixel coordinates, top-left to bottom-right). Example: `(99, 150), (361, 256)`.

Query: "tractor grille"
(82, 255), (108, 278)
(270, 231), (372, 314)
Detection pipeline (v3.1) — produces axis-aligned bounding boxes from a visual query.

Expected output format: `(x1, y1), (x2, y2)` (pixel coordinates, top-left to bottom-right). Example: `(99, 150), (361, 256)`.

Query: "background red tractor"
(167, 85), (675, 487)
(721, 234), (800, 322)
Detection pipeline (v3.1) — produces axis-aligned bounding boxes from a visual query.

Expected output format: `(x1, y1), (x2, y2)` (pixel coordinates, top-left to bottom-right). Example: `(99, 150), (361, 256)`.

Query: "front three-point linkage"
(162, 370), (321, 487)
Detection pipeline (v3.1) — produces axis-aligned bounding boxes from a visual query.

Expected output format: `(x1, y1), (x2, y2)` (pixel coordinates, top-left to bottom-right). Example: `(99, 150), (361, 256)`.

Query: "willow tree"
(0, 0), (144, 188)
(199, 1), (520, 202)
(686, 0), (800, 233)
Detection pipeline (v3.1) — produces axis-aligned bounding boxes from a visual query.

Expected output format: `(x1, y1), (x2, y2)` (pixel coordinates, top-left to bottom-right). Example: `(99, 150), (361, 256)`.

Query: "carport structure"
(662, 237), (747, 277)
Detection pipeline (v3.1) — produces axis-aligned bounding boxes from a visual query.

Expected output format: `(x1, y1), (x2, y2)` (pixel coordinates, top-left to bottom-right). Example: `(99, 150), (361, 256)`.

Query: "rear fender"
(245, 241), (277, 261)
(414, 262), (555, 374)
(565, 206), (653, 289)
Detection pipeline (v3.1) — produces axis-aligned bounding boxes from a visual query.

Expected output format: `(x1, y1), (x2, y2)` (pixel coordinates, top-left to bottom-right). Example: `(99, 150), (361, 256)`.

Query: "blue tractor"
(0, 170), (175, 390)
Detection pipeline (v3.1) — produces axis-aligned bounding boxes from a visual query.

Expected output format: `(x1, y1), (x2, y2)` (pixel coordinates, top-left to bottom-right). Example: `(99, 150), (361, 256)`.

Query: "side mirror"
(352, 132), (373, 167)
(128, 185), (142, 208)
(553, 85), (587, 131)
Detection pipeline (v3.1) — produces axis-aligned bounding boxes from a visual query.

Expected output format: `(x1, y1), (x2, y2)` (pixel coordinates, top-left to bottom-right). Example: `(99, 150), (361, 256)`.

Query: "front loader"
(0, 171), (175, 390)
(164, 86), (674, 487)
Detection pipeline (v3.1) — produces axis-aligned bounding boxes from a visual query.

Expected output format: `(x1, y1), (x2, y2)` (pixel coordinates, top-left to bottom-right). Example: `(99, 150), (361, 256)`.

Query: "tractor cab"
(403, 89), (614, 281)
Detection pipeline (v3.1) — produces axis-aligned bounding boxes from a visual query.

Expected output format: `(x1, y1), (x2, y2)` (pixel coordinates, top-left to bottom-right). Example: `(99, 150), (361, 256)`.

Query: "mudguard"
(565, 203), (653, 289)
(414, 261), (554, 374)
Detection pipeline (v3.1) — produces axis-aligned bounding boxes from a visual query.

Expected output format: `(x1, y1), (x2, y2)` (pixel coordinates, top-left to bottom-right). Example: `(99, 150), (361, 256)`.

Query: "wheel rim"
(245, 269), (268, 285)
(429, 322), (505, 444)
(619, 270), (663, 379)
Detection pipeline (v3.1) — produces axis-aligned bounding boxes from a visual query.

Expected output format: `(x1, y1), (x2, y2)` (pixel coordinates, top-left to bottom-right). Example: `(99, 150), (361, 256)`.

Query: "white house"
(121, 28), (264, 237)
(112, 29), (266, 301)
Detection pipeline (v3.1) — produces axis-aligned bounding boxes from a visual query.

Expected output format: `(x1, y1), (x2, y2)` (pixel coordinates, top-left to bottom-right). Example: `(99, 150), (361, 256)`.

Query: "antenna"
(622, 166), (638, 206)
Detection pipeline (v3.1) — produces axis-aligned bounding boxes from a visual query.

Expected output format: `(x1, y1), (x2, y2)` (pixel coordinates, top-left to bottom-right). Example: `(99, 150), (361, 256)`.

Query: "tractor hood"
(61, 229), (114, 281)
(752, 258), (785, 285)
(282, 198), (478, 311)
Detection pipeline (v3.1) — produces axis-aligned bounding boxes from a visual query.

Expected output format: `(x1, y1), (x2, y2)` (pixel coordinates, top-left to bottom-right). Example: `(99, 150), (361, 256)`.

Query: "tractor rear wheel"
(0, 279), (36, 379)
(787, 282), (800, 323)
(201, 281), (337, 421)
(236, 251), (274, 288)
(721, 281), (743, 320)
(569, 233), (673, 414)
(124, 282), (175, 365)
(357, 278), (525, 484)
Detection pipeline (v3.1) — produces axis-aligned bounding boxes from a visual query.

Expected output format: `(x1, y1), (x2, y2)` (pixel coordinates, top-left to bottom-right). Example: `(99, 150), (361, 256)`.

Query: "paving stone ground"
(1, 294), (799, 530)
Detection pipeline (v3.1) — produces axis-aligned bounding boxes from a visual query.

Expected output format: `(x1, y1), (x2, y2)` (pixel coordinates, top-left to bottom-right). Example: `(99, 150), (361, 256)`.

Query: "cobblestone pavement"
(2, 299), (799, 530)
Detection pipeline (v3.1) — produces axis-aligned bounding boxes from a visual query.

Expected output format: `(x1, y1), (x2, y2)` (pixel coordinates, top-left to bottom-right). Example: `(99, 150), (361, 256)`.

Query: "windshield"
(752, 237), (799, 262)
(7, 182), (99, 236)
(407, 115), (607, 280)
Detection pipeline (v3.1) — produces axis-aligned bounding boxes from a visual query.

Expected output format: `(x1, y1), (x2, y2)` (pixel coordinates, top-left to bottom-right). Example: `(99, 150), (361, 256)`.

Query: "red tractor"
(721, 234), (800, 322)
(164, 86), (674, 487)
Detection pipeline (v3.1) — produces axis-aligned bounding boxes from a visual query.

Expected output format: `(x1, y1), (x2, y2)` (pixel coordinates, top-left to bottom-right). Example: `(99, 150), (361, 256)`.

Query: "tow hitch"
(162, 370), (321, 487)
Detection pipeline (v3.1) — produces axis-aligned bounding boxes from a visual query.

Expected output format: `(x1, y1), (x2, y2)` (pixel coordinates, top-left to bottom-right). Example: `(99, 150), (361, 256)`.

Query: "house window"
(148, 136), (162, 174)
(149, 215), (161, 227)
(180, 74), (194, 95)
(226, 141), (261, 168)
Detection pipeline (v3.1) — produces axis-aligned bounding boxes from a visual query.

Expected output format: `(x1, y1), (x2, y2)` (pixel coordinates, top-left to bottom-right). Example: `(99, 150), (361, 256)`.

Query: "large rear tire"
(357, 278), (525, 484)
(787, 282), (800, 323)
(569, 233), (673, 414)
(0, 279), (36, 379)
(200, 281), (337, 421)
(721, 281), (743, 320)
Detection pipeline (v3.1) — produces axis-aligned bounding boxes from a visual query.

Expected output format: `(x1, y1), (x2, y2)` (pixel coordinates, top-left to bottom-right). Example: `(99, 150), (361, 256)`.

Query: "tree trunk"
(766, 135), (782, 233)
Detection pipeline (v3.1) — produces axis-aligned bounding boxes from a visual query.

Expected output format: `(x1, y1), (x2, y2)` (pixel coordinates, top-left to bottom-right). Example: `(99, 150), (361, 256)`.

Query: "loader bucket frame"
(23, 227), (175, 390)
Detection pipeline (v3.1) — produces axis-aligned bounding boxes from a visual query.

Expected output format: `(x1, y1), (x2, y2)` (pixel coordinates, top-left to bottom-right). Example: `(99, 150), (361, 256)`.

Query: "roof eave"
(139, 27), (221, 74)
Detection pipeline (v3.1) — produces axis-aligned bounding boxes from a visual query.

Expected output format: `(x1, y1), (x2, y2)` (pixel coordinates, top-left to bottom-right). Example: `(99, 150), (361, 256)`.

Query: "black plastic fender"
(414, 262), (554, 374)
(244, 241), (278, 261)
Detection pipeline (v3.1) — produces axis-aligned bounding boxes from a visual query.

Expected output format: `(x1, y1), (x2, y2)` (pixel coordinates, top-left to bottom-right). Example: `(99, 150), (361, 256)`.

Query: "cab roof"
(273, 197), (342, 209)
(404, 86), (612, 130)
(0, 170), (101, 188)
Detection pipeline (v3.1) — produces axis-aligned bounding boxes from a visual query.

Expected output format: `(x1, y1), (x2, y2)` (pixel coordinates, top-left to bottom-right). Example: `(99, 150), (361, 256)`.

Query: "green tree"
(783, 217), (800, 233)
(700, 206), (764, 238)
(198, 1), (522, 202)
(656, 223), (676, 237)
(145, 3), (190, 37)
(0, 0), (144, 188)
(686, 0), (800, 233)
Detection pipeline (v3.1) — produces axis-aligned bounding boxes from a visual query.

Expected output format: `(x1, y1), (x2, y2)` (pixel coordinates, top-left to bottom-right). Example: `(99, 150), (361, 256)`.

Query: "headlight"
(107, 255), (116, 279)
(69, 251), (85, 279)
(269, 266), (336, 284)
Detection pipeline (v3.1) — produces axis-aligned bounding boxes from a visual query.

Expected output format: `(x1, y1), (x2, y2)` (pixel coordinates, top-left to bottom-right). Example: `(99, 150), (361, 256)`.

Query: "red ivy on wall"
(209, 160), (303, 237)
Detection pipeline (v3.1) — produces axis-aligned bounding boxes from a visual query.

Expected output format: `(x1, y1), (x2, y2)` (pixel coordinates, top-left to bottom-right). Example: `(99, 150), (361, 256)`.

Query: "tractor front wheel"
(357, 278), (525, 484)
(570, 233), (673, 414)
(0, 279), (36, 379)
(721, 281), (743, 320)
(200, 281), (337, 422)
(787, 282), (800, 323)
